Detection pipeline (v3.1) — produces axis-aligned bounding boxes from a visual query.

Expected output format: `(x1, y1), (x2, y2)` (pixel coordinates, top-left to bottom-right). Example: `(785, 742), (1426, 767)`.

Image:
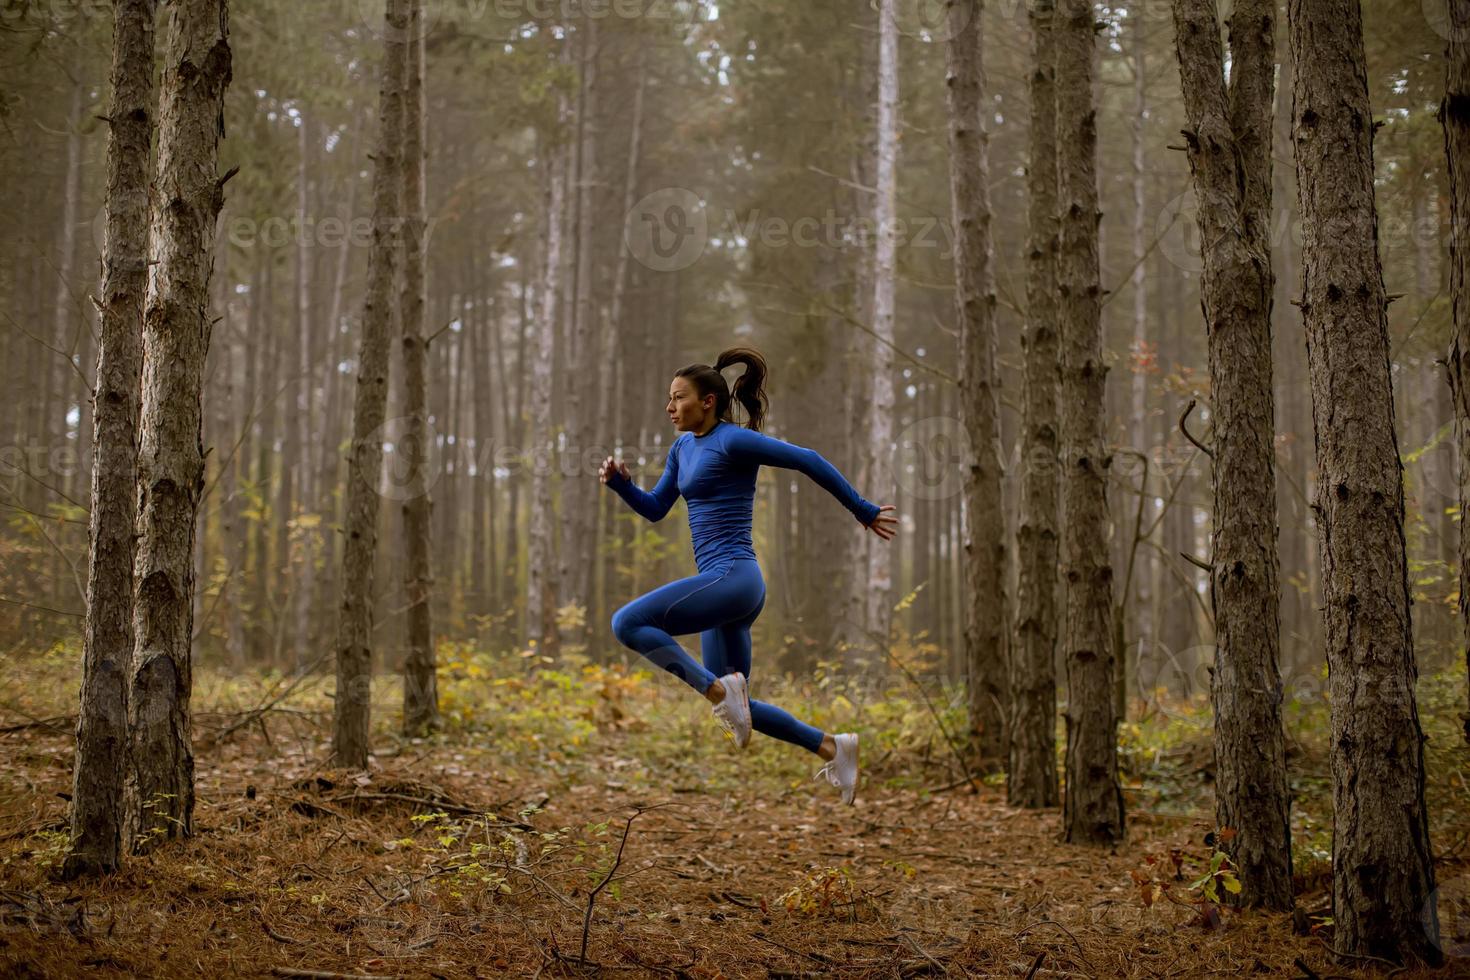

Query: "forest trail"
(1, 715), (1453, 979)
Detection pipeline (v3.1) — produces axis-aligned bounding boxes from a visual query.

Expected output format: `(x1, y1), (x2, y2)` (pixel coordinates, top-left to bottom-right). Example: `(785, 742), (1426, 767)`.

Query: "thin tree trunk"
(1170, 0), (1293, 911)
(292, 113), (316, 665)
(508, 266), (529, 641)
(253, 261), (278, 665)
(560, 17), (600, 635)
(53, 57), (85, 514)
(333, 0), (408, 768)
(528, 123), (566, 653)
(64, 0), (156, 880)
(1446, 0), (1470, 747)
(865, 0), (899, 646)
(1123, 3), (1150, 720)
(1009, 0), (1061, 811)
(944, 0), (1007, 772)
(485, 288), (500, 624)
(400, 0), (437, 736)
(1056, 0), (1124, 846)
(124, 0), (232, 853)
(1289, 0), (1439, 961)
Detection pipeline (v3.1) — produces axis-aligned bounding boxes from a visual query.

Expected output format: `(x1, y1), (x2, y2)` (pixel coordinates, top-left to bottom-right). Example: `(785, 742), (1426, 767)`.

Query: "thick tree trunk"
(1008, 0), (1061, 811)
(1446, 0), (1470, 747)
(1056, 0), (1124, 846)
(63, 0), (156, 880)
(333, 0), (408, 769)
(1289, 0), (1440, 962)
(124, 0), (232, 853)
(400, 0), (437, 737)
(1170, 0), (1293, 911)
(944, 0), (1007, 772)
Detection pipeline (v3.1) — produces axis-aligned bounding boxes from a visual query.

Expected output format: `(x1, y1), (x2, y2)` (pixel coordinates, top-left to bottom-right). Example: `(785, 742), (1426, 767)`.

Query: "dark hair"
(676, 346), (769, 432)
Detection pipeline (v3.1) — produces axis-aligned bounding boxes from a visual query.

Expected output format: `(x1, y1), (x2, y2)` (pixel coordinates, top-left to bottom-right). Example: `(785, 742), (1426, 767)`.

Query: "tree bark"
(333, 0), (408, 768)
(865, 0), (899, 646)
(528, 121), (566, 653)
(124, 0), (232, 853)
(1445, 0), (1470, 748)
(1056, 0), (1124, 846)
(292, 113), (316, 666)
(560, 16), (600, 637)
(53, 55), (86, 516)
(1009, 0), (1061, 811)
(944, 0), (1007, 772)
(63, 0), (156, 880)
(1289, 0), (1439, 961)
(400, 0), (437, 737)
(1170, 0), (1293, 911)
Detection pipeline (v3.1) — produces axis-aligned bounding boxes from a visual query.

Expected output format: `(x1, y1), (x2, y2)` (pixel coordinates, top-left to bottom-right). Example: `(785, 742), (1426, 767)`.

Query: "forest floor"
(1, 643), (1468, 979)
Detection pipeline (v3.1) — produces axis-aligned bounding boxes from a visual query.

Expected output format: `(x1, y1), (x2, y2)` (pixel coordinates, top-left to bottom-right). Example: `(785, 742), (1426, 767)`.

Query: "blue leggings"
(610, 558), (826, 754)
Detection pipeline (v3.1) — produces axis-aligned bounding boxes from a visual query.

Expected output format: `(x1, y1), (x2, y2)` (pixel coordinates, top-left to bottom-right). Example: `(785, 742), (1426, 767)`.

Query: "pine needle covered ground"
(2, 640), (1466, 978)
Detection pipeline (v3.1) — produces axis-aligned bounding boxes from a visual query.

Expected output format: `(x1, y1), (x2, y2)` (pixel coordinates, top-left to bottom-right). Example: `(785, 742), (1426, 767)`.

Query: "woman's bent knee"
(610, 605), (638, 647)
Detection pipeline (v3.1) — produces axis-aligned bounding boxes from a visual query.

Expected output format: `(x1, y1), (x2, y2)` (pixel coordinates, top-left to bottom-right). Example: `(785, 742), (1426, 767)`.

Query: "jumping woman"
(599, 347), (897, 805)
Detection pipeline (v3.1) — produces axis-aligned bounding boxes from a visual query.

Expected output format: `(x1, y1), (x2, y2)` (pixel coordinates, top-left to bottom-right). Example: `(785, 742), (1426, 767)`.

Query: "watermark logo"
(367, 414), (443, 501)
(355, 0), (447, 44)
(892, 415), (971, 501)
(888, 0), (969, 42)
(1156, 189), (1204, 276)
(1424, 0), (1470, 43)
(1424, 873), (1470, 958)
(623, 187), (955, 273)
(624, 186), (708, 272)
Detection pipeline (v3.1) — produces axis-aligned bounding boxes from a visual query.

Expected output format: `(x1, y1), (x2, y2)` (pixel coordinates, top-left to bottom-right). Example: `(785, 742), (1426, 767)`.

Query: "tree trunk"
(250, 260), (277, 665)
(400, 0), (437, 737)
(1008, 0), (1061, 811)
(1289, 0), (1440, 961)
(508, 266), (529, 641)
(1446, 0), (1470, 748)
(560, 17), (600, 638)
(63, 0), (156, 880)
(528, 122), (566, 653)
(292, 114), (316, 665)
(1056, 0), (1124, 846)
(944, 0), (1007, 772)
(865, 0), (899, 646)
(124, 0), (232, 853)
(1123, 3), (1150, 721)
(53, 56), (85, 517)
(333, 0), (408, 769)
(1170, 0), (1293, 911)
(469, 290), (489, 622)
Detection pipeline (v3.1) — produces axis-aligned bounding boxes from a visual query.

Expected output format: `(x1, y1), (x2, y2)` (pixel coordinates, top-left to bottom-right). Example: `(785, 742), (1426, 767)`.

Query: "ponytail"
(675, 346), (770, 432)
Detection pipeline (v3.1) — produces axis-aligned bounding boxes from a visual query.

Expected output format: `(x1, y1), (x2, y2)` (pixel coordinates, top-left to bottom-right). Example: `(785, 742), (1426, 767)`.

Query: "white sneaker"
(711, 672), (752, 749)
(814, 732), (859, 805)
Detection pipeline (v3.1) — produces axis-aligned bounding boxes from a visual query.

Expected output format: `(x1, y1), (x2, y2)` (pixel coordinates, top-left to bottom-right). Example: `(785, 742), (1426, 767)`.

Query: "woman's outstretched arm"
(724, 426), (882, 527)
(602, 436), (683, 522)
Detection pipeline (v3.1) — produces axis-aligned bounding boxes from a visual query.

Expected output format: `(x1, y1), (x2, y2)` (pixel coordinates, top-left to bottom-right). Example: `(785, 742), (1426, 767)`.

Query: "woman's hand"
(599, 455), (630, 485)
(864, 504), (898, 540)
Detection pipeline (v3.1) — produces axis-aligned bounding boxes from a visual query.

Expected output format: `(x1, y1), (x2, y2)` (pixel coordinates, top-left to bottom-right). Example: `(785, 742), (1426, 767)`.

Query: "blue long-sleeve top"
(604, 419), (882, 573)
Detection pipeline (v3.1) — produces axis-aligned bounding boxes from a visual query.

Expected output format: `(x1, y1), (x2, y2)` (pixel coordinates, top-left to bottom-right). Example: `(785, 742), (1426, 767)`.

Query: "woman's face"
(667, 376), (713, 433)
